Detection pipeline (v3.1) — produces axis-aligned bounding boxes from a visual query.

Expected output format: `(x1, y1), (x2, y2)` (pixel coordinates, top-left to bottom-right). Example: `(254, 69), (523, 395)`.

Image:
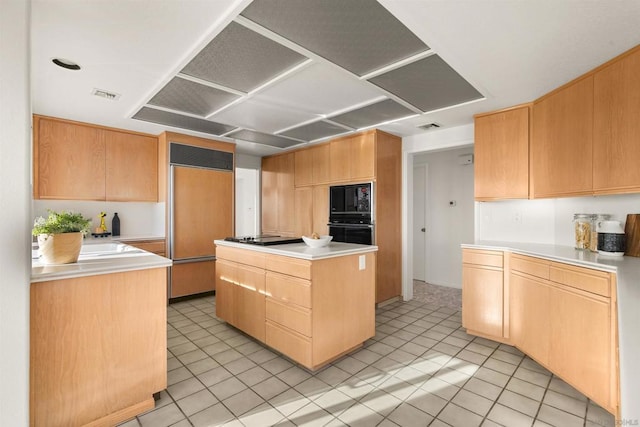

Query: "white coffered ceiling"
(32, 0), (640, 156)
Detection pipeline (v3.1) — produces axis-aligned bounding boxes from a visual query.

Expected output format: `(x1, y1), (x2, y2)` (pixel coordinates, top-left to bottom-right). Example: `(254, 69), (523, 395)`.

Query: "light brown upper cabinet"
(593, 46), (640, 194)
(476, 44), (640, 200)
(34, 115), (159, 201)
(104, 129), (158, 202)
(531, 75), (594, 198)
(261, 152), (295, 236)
(294, 149), (313, 187)
(34, 116), (105, 200)
(474, 105), (530, 200)
(261, 155), (279, 234)
(329, 133), (375, 183)
(294, 144), (331, 187)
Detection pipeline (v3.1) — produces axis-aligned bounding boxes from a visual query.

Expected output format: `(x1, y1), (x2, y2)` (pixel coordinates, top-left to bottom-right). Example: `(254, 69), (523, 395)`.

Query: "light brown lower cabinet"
(30, 268), (167, 427)
(462, 249), (508, 341)
(119, 239), (166, 256)
(509, 253), (619, 415)
(215, 245), (375, 370)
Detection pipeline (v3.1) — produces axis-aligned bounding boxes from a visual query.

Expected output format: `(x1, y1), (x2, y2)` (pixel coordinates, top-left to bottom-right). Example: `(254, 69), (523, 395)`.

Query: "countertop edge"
(462, 241), (640, 420)
(461, 242), (620, 273)
(214, 240), (378, 260)
(31, 252), (172, 283)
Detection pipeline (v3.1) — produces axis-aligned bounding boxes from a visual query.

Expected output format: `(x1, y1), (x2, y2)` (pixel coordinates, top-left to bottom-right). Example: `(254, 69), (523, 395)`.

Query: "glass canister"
(573, 214), (593, 250)
(590, 214), (612, 252)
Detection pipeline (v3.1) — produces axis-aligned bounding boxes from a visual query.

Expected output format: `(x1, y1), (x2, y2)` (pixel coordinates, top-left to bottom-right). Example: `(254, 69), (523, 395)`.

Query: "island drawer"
(266, 272), (311, 308)
(266, 298), (311, 337)
(462, 249), (503, 268)
(550, 262), (611, 297)
(216, 246), (266, 268)
(511, 254), (550, 280)
(266, 320), (312, 366)
(265, 254), (311, 280)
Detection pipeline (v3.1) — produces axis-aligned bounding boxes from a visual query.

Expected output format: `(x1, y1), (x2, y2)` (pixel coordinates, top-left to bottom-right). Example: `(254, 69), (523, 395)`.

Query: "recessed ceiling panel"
(252, 63), (383, 115)
(132, 107), (236, 135)
(280, 120), (350, 142)
(227, 129), (301, 148)
(330, 99), (415, 129)
(212, 98), (319, 134)
(181, 21), (307, 92)
(368, 54), (484, 112)
(241, 0), (429, 76)
(148, 77), (240, 116)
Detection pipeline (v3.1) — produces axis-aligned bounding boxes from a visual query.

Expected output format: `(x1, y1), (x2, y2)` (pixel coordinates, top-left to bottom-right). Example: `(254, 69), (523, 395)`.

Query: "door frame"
(401, 125), (475, 301)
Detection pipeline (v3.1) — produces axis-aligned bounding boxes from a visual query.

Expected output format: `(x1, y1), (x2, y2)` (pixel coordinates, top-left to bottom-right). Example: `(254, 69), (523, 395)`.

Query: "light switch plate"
(359, 255), (366, 270)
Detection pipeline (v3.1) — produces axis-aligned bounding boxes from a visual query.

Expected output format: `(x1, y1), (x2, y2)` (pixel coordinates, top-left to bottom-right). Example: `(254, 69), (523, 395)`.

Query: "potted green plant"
(32, 210), (91, 264)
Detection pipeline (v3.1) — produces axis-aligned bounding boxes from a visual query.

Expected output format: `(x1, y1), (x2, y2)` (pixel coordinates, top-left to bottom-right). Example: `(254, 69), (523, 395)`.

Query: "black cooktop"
(224, 236), (303, 246)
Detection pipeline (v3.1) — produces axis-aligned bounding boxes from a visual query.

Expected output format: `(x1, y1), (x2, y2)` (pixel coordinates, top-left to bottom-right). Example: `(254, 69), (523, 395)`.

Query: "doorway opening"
(411, 146), (475, 295)
(235, 168), (260, 237)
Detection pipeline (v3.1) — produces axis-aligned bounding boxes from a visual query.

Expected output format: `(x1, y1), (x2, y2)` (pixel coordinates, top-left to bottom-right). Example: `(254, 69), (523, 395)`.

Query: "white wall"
(235, 168), (259, 236)
(477, 194), (640, 246)
(32, 200), (165, 238)
(413, 147), (475, 288)
(235, 153), (262, 237)
(0, 1), (30, 424)
(236, 153), (262, 170)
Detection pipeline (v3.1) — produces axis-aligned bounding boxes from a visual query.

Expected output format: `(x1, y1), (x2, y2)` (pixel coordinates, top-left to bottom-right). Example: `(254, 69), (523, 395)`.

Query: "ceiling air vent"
(91, 88), (121, 101)
(418, 123), (441, 130)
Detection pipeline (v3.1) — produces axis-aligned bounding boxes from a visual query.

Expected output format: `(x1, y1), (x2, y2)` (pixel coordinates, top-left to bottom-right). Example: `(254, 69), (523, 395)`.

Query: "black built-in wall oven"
(328, 182), (374, 245)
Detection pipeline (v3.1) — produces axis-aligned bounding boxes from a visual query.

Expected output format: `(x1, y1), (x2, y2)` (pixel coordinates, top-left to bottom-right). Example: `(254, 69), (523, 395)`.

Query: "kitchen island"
(31, 241), (172, 427)
(461, 241), (640, 422)
(214, 240), (378, 370)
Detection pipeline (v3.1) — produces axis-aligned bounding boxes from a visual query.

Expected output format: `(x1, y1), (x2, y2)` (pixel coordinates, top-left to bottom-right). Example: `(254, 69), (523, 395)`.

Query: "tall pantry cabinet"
(261, 129), (402, 304)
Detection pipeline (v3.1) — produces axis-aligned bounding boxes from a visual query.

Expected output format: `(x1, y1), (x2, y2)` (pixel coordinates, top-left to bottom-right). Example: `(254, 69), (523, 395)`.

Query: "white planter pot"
(37, 232), (83, 264)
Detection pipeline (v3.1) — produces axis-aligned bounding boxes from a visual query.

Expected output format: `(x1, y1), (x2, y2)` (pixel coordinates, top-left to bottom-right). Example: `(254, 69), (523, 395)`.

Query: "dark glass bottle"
(112, 212), (120, 236)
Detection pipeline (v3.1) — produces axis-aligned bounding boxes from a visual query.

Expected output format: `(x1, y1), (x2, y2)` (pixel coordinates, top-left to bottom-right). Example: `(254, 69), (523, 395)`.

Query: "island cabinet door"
(215, 259), (236, 326)
(234, 264), (266, 342)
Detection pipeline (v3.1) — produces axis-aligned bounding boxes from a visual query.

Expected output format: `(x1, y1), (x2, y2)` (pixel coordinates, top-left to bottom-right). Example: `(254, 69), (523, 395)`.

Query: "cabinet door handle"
(421, 228), (426, 232)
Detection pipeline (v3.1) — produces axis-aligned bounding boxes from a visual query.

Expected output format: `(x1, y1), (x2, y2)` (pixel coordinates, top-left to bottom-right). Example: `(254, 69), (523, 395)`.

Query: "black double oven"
(328, 182), (374, 245)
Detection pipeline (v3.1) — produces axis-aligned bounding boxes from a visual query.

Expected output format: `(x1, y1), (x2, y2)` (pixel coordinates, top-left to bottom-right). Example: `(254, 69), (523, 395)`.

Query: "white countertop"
(85, 235), (165, 242)
(462, 241), (640, 420)
(32, 240), (172, 283)
(214, 239), (378, 260)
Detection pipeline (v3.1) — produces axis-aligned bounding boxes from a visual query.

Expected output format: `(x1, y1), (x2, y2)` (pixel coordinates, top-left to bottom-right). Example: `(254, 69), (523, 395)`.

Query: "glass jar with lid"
(573, 214), (593, 250)
(590, 214), (612, 252)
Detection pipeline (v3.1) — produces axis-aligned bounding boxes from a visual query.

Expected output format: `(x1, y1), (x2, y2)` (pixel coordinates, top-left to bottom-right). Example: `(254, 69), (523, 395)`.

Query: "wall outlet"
(359, 255), (366, 270)
(514, 211), (522, 223)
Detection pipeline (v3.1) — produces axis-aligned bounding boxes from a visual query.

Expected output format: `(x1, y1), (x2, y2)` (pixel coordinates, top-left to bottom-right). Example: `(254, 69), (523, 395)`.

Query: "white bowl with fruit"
(302, 233), (333, 248)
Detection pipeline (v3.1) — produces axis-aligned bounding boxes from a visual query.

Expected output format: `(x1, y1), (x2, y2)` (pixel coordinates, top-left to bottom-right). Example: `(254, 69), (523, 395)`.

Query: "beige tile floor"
(118, 287), (615, 427)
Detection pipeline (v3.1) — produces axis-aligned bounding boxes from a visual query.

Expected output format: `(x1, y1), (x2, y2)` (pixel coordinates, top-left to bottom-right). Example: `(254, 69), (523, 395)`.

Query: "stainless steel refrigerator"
(168, 143), (233, 299)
